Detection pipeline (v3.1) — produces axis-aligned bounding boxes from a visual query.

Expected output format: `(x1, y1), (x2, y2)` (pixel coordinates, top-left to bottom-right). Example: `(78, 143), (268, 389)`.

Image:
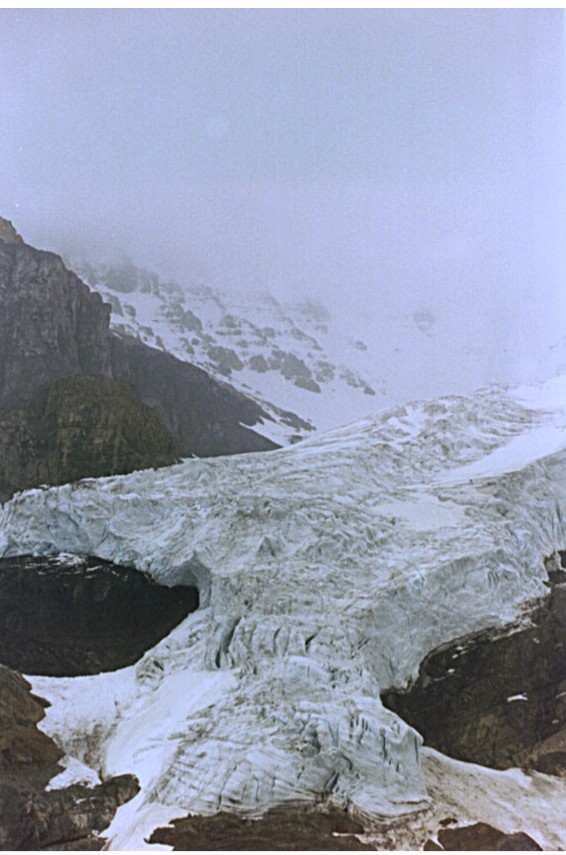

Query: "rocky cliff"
(110, 336), (278, 458)
(0, 219), (276, 500)
(382, 580), (566, 775)
(0, 375), (182, 501)
(0, 664), (139, 850)
(0, 229), (111, 408)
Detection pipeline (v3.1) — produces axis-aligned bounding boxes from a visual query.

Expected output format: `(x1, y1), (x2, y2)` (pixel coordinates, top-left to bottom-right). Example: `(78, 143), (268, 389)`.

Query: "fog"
(1, 9), (565, 388)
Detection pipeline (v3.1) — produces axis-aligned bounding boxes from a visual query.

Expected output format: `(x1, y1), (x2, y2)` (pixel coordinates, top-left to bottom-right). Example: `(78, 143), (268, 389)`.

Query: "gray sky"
(1, 9), (565, 371)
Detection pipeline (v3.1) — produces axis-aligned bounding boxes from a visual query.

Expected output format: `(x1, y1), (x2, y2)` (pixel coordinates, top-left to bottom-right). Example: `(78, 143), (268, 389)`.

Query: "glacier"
(2, 375), (566, 848)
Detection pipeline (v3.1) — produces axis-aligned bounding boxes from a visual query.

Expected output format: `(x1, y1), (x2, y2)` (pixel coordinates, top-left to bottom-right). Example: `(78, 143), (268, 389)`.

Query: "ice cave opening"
(0, 554), (199, 676)
(382, 558), (566, 777)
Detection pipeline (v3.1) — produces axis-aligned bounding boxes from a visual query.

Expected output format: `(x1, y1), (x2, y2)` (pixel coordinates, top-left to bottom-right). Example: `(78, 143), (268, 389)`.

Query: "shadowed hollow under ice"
(2, 375), (566, 848)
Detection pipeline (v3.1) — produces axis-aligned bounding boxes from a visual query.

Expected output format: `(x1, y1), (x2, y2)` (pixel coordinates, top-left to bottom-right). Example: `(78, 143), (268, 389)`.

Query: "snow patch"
(378, 495), (467, 531)
(46, 755), (101, 790)
(420, 748), (566, 851)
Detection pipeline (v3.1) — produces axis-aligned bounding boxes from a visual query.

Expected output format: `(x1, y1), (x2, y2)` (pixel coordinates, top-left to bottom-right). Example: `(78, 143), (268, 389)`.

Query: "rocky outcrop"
(0, 554), (199, 676)
(382, 580), (566, 773)
(0, 375), (181, 501)
(149, 806), (372, 850)
(0, 665), (62, 780)
(424, 822), (542, 851)
(0, 218), (24, 245)
(0, 237), (112, 408)
(0, 663), (139, 850)
(0, 220), (277, 500)
(1, 772), (139, 851)
(110, 336), (277, 458)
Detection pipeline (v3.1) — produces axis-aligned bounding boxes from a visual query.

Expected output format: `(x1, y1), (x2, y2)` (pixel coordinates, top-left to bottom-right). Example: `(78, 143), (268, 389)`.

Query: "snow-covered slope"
(74, 259), (383, 443)
(71, 258), (566, 446)
(2, 376), (566, 848)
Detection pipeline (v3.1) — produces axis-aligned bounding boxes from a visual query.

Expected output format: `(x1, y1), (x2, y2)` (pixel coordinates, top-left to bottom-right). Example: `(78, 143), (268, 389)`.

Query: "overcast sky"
(1, 9), (565, 375)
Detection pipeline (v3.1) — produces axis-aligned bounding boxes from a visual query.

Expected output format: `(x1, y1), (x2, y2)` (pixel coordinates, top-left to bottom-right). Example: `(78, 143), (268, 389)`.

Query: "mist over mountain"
(1, 9), (564, 403)
(1, 9), (565, 851)
(69, 254), (566, 447)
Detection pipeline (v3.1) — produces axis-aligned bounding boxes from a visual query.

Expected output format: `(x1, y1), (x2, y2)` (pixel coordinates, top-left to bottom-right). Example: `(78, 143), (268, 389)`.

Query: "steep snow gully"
(2, 376), (566, 848)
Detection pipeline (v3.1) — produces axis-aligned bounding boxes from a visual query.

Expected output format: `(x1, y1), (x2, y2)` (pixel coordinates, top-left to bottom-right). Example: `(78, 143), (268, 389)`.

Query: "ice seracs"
(2, 375), (566, 848)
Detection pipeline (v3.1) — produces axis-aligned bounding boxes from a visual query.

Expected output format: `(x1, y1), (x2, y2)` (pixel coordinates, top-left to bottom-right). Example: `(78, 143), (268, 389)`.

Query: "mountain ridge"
(0, 221), (277, 499)
(70, 255), (566, 446)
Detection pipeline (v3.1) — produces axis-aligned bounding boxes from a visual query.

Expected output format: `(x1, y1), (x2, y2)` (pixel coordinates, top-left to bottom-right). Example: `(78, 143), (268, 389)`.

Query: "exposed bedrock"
(424, 821), (542, 851)
(148, 805), (373, 851)
(0, 664), (62, 784)
(382, 569), (566, 774)
(1, 772), (139, 851)
(0, 375), (182, 501)
(0, 231), (111, 407)
(0, 663), (139, 850)
(109, 334), (278, 457)
(0, 554), (199, 676)
(150, 812), (545, 852)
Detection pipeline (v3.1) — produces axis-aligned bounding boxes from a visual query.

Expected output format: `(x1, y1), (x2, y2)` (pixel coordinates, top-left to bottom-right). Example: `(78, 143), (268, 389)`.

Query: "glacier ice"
(2, 376), (566, 848)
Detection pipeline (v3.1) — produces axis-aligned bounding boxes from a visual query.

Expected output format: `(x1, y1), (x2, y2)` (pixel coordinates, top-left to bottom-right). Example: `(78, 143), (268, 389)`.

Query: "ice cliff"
(1, 375), (566, 848)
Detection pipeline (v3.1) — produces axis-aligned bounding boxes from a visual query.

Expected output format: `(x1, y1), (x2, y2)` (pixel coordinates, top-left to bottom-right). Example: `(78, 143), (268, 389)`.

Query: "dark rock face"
(0, 663), (139, 850)
(0, 223), (277, 501)
(0, 554), (199, 676)
(0, 375), (181, 501)
(149, 805), (372, 851)
(1, 772), (139, 851)
(424, 822), (542, 851)
(0, 665), (62, 781)
(0, 218), (24, 245)
(110, 336), (277, 458)
(382, 583), (566, 773)
(0, 239), (112, 408)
